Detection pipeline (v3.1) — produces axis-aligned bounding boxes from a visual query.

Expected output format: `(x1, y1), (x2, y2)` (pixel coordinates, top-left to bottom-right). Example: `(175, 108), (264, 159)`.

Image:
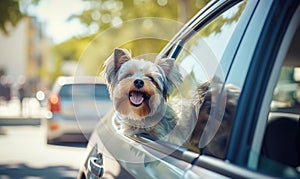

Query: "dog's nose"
(134, 79), (144, 89)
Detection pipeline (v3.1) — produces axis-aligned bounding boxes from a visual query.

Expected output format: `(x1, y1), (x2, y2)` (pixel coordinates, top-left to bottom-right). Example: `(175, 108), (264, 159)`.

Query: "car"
(46, 76), (112, 144)
(78, 0), (300, 178)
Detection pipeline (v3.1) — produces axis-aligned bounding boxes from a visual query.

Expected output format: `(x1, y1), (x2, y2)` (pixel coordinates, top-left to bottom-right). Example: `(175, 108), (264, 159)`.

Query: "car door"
(82, 0), (300, 178)
(98, 0), (257, 178)
(83, 1), (254, 178)
(184, 0), (300, 178)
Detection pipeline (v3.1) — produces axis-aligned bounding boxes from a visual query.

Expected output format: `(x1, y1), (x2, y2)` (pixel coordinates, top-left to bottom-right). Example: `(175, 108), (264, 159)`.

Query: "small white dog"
(103, 48), (194, 144)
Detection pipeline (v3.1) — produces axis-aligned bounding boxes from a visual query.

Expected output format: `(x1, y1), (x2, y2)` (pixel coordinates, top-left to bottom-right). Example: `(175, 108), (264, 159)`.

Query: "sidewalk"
(0, 97), (49, 126)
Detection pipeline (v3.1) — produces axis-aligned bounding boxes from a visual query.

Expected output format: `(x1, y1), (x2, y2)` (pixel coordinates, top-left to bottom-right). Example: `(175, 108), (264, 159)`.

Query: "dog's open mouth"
(129, 91), (148, 107)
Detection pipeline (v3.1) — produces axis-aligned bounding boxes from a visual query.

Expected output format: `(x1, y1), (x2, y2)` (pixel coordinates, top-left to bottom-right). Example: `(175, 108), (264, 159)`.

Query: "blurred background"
(0, 0), (208, 178)
(0, 0), (207, 99)
(1, 1), (299, 178)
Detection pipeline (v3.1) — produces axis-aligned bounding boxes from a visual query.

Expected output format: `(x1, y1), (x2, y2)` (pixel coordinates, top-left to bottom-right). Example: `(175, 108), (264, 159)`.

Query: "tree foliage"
(0, 0), (39, 35)
(53, 36), (93, 61)
(51, 0), (245, 76)
(56, 0), (210, 75)
(70, 0), (210, 32)
(0, 0), (23, 35)
(1, 0), (245, 78)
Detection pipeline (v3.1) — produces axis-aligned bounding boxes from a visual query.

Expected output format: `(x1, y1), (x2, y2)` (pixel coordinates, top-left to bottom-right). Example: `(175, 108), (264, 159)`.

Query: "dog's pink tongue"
(130, 92), (144, 105)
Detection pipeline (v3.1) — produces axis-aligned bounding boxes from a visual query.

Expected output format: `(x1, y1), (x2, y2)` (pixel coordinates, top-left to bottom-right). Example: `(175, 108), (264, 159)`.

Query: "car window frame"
(248, 4), (300, 170)
(128, 133), (199, 164)
(226, 0), (300, 167)
(158, 0), (243, 59)
(188, 0), (300, 178)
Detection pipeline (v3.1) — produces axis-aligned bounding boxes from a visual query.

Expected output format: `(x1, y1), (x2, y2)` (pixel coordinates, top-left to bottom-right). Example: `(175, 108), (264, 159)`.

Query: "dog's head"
(103, 48), (182, 123)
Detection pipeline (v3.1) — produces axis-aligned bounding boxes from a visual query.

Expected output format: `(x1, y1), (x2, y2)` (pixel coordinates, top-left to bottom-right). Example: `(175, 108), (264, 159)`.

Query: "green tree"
(60, 0), (210, 75)
(70, 0), (208, 31)
(51, 0), (246, 76)
(0, 0), (23, 35)
(53, 37), (93, 62)
(0, 0), (39, 35)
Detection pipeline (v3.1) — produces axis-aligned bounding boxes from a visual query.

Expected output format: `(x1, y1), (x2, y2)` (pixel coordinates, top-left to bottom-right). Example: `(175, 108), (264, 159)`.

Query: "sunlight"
(26, 0), (89, 44)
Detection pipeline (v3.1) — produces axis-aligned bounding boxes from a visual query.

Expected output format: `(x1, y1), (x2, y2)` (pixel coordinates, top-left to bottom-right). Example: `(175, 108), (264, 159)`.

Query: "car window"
(254, 24), (300, 177)
(164, 1), (248, 157)
(59, 84), (110, 99)
(106, 2), (250, 165)
(176, 1), (247, 90)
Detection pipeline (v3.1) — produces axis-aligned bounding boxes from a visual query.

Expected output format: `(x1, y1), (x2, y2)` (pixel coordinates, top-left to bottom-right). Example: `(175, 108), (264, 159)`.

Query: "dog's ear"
(103, 48), (131, 85)
(193, 80), (211, 109)
(114, 48), (131, 72)
(155, 58), (183, 95)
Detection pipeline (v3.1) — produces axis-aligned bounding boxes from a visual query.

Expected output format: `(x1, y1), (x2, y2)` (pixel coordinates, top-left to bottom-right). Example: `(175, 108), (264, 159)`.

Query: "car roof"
(55, 76), (105, 85)
(51, 76), (106, 93)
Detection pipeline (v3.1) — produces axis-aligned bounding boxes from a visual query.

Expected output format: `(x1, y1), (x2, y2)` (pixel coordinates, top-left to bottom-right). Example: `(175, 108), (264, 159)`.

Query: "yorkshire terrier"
(103, 48), (189, 143)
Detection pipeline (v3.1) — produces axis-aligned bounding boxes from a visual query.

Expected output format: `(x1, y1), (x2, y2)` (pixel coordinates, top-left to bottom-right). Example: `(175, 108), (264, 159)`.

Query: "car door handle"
(88, 154), (104, 178)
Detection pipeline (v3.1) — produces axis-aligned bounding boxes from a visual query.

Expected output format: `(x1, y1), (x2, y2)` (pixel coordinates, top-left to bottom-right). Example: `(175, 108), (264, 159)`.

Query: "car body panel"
(82, 111), (193, 178)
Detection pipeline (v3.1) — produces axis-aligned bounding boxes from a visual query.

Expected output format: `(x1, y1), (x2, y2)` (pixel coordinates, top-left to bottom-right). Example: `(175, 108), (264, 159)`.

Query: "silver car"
(46, 76), (112, 144)
(78, 0), (300, 178)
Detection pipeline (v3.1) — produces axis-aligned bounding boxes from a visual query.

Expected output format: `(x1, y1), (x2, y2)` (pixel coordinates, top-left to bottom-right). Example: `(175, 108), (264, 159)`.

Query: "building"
(0, 16), (51, 96)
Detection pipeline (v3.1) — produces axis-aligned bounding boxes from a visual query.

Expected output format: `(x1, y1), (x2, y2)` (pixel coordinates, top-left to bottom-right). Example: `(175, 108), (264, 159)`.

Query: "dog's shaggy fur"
(189, 80), (240, 158)
(103, 48), (192, 144)
(103, 48), (240, 154)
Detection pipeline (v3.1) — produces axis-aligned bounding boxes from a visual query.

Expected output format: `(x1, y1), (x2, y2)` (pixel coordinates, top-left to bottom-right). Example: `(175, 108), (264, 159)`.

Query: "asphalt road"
(0, 123), (87, 179)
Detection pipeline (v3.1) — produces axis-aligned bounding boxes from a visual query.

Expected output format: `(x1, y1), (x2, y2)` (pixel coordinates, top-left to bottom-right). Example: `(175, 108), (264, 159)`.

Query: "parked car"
(78, 0), (300, 178)
(46, 76), (112, 144)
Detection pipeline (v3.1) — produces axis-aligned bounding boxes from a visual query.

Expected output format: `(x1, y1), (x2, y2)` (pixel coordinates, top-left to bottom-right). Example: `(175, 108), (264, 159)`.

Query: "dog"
(189, 80), (240, 159)
(103, 48), (191, 143)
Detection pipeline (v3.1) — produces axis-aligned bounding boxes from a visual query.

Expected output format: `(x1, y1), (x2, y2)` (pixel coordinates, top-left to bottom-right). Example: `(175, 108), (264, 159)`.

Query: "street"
(0, 123), (87, 179)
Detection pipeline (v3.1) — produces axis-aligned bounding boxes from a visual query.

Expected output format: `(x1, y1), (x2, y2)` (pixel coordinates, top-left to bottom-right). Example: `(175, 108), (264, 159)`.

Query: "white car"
(46, 76), (112, 144)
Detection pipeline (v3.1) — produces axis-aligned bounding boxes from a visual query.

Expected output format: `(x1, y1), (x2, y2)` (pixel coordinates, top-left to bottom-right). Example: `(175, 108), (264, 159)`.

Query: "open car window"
(167, 0), (247, 157)
(127, 0), (248, 159)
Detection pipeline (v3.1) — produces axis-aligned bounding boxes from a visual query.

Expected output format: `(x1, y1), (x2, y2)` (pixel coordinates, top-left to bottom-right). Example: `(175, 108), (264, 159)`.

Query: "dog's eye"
(123, 73), (133, 79)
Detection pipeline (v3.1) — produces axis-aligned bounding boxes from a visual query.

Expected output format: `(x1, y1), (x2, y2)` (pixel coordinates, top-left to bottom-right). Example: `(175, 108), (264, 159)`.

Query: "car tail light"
(49, 122), (59, 131)
(49, 94), (60, 113)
